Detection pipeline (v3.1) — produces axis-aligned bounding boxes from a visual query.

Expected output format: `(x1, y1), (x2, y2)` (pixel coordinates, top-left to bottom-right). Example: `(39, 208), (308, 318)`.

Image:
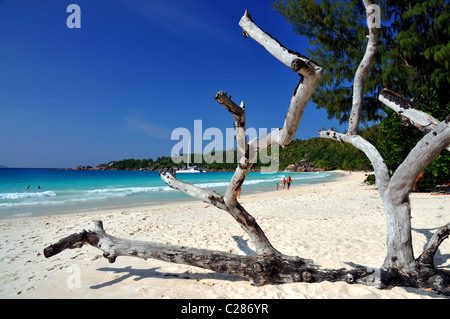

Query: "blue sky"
(0, 0), (345, 168)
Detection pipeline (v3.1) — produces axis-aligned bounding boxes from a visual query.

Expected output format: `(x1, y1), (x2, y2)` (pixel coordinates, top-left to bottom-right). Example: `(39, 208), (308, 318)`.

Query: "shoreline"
(1, 171), (448, 299)
(0, 170), (344, 220)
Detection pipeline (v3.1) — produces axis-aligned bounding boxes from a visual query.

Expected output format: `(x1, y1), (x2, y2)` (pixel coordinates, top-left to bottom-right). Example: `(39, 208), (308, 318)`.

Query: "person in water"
(287, 176), (292, 190)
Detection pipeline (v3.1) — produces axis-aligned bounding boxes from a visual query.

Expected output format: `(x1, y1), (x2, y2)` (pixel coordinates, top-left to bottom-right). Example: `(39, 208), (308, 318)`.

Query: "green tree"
(272, 0), (449, 123)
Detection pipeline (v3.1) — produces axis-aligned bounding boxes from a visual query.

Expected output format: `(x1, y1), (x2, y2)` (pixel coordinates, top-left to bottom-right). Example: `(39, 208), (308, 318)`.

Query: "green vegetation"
(266, 137), (371, 171)
(110, 156), (176, 171)
(108, 134), (373, 172)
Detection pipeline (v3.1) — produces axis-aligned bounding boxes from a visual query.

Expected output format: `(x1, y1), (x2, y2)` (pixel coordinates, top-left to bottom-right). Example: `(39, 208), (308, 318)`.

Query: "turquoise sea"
(0, 168), (339, 218)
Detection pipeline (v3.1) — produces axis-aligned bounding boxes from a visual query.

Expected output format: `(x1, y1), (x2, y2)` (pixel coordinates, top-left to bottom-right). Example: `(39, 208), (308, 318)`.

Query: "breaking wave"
(0, 191), (56, 200)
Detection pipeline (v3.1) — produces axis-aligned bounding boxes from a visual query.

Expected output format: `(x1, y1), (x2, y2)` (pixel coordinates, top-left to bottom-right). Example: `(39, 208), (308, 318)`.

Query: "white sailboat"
(177, 141), (204, 173)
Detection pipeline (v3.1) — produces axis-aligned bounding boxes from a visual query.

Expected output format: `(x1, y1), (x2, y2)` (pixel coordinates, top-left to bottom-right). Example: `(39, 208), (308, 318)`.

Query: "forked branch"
(319, 0), (388, 197)
(44, 10), (325, 286)
(318, 1), (450, 286)
(159, 10), (323, 257)
(160, 171), (282, 256)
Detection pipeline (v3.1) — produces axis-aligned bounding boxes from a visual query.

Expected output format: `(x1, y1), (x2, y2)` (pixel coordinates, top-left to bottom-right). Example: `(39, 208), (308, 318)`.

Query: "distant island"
(0, 165), (8, 168)
(64, 137), (375, 173)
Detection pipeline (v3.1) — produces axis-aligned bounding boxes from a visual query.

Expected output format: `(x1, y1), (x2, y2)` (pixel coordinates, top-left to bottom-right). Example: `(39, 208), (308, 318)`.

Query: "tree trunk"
(318, 0), (450, 293)
(382, 200), (415, 270)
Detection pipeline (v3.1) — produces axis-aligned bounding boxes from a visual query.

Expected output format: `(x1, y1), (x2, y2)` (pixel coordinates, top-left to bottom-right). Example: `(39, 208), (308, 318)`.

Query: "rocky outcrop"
(285, 161), (324, 172)
(73, 165), (92, 170)
(73, 161), (116, 171)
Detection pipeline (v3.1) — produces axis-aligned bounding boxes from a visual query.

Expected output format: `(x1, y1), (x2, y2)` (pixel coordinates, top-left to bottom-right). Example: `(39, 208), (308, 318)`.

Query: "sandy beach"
(1, 171), (449, 299)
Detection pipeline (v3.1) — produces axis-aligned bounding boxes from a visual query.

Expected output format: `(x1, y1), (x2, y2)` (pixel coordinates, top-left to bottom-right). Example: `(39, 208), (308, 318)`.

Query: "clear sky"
(0, 0), (345, 168)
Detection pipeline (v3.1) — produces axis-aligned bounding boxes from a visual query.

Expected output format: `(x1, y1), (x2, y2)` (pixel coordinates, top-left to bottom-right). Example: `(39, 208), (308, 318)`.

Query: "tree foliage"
(109, 136), (373, 172)
(263, 137), (371, 171)
(272, 0), (450, 123)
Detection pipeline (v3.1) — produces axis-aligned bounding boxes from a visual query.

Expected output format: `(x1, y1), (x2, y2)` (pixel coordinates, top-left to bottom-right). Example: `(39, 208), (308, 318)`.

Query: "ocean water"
(0, 168), (339, 218)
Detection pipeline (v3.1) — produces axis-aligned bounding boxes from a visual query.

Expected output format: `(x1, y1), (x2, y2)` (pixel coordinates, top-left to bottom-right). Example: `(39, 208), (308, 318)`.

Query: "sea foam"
(0, 191), (56, 200)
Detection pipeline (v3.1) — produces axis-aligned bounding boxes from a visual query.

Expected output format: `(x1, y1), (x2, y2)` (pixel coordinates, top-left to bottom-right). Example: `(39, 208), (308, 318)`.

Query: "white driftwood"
(44, 7), (450, 295)
(318, 130), (390, 197)
(45, 221), (374, 287)
(322, 113), (450, 272)
(45, 11), (327, 284)
(42, 220), (302, 286)
(239, 10), (323, 147)
(159, 10), (322, 256)
(379, 88), (450, 152)
(208, 10), (323, 213)
(159, 171), (282, 257)
(319, 0), (389, 197)
(214, 91), (249, 207)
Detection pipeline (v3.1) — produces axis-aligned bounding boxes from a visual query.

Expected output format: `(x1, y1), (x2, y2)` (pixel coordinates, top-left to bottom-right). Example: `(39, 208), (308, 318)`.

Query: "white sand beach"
(1, 171), (449, 299)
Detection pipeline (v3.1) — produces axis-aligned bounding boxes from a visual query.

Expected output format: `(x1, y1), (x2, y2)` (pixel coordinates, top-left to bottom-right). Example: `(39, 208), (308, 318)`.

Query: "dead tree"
(44, 3), (450, 295)
(319, 0), (450, 294)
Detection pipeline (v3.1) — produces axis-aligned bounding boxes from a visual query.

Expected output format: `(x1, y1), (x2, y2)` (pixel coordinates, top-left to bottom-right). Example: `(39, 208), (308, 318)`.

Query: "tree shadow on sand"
(90, 265), (246, 290)
(413, 227), (450, 269)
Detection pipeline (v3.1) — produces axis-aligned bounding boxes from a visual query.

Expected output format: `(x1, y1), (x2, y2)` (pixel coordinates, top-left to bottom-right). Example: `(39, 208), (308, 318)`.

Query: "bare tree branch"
(348, 0), (381, 135)
(318, 130), (390, 197)
(153, 8), (322, 262)
(320, 1), (390, 196)
(43, 220), (286, 285)
(45, 221), (383, 286)
(159, 9), (323, 256)
(319, 1), (450, 276)
(387, 121), (450, 205)
(159, 171), (227, 209)
(160, 171), (281, 257)
(239, 10), (322, 75)
(379, 88), (450, 152)
(214, 91), (248, 205)
(239, 10), (322, 147)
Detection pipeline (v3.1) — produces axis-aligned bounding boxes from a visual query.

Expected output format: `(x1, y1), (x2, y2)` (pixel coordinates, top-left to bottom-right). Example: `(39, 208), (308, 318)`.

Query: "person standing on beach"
(282, 177), (286, 190)
(287, 176), (292, 190)
(276, 183), (279, 191)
